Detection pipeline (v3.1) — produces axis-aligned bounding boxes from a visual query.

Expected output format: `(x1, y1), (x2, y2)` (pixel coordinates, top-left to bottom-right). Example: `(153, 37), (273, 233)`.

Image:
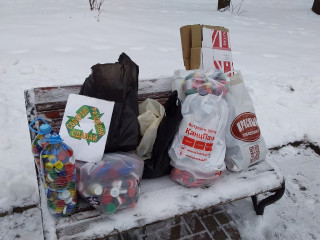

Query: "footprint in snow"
(19, 66), (35, 75)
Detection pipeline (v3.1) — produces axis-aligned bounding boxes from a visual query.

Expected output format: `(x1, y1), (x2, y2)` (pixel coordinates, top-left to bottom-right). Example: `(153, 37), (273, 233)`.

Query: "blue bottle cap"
(45, 135), (64, 144)
(39, 124), (52, 135)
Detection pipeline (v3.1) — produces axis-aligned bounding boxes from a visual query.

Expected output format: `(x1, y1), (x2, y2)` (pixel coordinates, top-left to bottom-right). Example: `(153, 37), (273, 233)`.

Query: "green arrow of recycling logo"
(65, 105), (106, 145)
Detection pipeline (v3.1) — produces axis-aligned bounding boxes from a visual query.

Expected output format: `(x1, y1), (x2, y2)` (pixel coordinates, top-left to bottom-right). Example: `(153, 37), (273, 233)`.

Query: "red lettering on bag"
(182, 136), (195, 147)
(194, 141), (205, 150)
(205, 143), (213, 151)
(230, 112), (261, 142)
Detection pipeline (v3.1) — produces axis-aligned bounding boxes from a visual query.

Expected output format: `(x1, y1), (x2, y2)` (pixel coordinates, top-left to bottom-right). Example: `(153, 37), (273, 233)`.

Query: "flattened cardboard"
(180, 24), (231, 71)
(190, 47), (201, 69)
(201, 48), (233, 72)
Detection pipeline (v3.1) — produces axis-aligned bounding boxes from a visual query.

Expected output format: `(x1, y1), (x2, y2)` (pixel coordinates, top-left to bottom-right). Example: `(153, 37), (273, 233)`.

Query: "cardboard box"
(180, 24), (234, 73)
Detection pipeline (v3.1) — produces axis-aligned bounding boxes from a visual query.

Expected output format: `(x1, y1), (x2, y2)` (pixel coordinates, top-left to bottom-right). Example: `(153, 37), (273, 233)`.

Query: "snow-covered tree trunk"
(312, 0), (320, 15)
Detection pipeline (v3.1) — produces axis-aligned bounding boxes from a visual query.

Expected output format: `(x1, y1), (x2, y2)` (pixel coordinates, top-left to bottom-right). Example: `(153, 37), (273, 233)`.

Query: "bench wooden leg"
(251, 180), (285, 215)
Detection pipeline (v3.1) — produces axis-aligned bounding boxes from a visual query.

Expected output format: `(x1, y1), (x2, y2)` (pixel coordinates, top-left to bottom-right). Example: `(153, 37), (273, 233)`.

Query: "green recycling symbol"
(65, 105), (106, 145)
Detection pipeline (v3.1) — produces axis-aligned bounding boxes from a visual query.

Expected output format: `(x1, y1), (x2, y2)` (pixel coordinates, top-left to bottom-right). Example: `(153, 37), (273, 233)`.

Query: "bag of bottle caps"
(40, 134), (77, 217)
(170, 168), (222, 188)
(78, 153), (144, 214)
(169, 74), (229, 188)
(29, 117), (55, 176)
(182, 70), (229, 97)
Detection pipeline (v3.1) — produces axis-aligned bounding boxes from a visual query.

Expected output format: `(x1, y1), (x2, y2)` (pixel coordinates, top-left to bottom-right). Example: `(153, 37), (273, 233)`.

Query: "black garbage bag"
(142, 91), (183, 179)
(79, 53), (140, 153)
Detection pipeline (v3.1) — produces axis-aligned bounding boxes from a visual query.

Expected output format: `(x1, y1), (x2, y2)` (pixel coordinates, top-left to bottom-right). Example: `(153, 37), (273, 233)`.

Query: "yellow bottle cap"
(45, 163), (54, 171)
(55, 207), (63, 213)
(69, 190), (76, 197)
(54, 161), (64, 170)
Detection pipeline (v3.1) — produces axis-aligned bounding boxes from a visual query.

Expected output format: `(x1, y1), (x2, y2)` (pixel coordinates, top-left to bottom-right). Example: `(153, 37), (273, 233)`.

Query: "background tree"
(218, 0), (230, 11)
(312, 0), (320, 15)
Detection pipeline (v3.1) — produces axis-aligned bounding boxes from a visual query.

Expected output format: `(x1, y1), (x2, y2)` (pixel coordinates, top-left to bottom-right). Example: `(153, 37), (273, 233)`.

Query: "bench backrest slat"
(25, 78), (173, 141)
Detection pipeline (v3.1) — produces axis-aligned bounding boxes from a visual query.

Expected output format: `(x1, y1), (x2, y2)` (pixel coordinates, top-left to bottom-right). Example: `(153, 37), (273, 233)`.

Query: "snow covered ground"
(0, 0), (319, 239)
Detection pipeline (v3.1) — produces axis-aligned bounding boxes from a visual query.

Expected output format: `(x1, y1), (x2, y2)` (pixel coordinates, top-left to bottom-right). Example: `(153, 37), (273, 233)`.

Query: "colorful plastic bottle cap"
(57, 171), (66, 177)
(50, 172), (57, 180)
(54, 161), (64, 170)
(106, 203), (117, 214)
(64, 197), (71, 204)
(57, 200), (65, 207)
(115, 196), (125, 205)
(89, 183), (103, 195)
(101, 193), (112, 204)
(55, 207), (63, 213)
(65, 164), (75, 174)
(63, 206), (67, 215)
(55, 177), (67, 186)
(46, 175), (54, 182)
(45, 162), (54, 171)
(128, 187), (135, 198)
(48, 155), (57, 161)
(68, 189), (76, 197)
(66, 203), (75, 211)
(110, 187), (120, 198)
(126, 179), (136, 188)
(60, 190), (71, 199)
(107, 169), (118, 179)
(51, 148), (57, 155)
(66, 149), (73, 157)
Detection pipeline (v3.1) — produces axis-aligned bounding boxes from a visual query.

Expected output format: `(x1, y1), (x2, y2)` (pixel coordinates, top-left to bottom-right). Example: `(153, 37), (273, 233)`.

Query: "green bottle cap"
(106, 203), (117, 214)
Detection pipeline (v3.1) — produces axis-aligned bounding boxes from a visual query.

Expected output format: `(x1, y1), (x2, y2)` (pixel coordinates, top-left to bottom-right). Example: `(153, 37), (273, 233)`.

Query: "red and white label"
(202, 27), (234, 74)
(230, 112), (261, 142)
(180, 122), (216, 162)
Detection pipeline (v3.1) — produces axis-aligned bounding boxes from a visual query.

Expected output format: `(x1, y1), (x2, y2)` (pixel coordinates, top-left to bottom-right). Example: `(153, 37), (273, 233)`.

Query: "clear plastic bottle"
(29, 117), (54, 176)
(40, 134), (77, 217)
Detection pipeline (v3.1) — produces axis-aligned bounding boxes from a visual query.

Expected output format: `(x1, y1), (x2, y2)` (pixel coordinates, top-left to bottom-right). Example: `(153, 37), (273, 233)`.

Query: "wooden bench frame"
(24, 77), (285, 239)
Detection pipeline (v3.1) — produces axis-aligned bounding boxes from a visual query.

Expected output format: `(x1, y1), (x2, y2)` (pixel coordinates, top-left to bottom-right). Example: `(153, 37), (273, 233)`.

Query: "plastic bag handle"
(29, 117), (49, 135)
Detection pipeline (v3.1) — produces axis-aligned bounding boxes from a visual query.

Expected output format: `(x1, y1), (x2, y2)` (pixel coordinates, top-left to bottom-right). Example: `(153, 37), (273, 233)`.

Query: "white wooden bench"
(24, 77), (285, 240)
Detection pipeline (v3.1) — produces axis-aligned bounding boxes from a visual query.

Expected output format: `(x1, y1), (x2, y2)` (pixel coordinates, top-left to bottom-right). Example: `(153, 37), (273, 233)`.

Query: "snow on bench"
(24, 77), (285, 240)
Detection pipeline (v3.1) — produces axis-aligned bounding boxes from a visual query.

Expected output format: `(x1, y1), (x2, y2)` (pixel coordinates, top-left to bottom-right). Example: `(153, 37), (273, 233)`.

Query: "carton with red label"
(180, 24), (234, 74)
(225, 71), (267, 171)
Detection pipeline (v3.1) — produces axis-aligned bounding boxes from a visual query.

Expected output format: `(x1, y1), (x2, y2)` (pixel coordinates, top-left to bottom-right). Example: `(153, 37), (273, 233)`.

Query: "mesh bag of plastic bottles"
(169, 74), (229, 187)
(78, 153), (144, 214)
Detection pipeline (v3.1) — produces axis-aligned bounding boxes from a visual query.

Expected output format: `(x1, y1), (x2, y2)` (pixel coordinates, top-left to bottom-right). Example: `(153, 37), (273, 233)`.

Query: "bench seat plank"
(39, 159), (283, 240)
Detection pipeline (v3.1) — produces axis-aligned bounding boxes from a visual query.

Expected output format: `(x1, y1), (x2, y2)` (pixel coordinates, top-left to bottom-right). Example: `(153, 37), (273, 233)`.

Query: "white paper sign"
(59, 94), (115, 163)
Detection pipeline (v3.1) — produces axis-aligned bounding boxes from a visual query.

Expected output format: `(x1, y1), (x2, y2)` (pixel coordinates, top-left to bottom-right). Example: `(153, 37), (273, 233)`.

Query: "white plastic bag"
(225, 71), (267, 171)
(168, 92), (228, 183)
